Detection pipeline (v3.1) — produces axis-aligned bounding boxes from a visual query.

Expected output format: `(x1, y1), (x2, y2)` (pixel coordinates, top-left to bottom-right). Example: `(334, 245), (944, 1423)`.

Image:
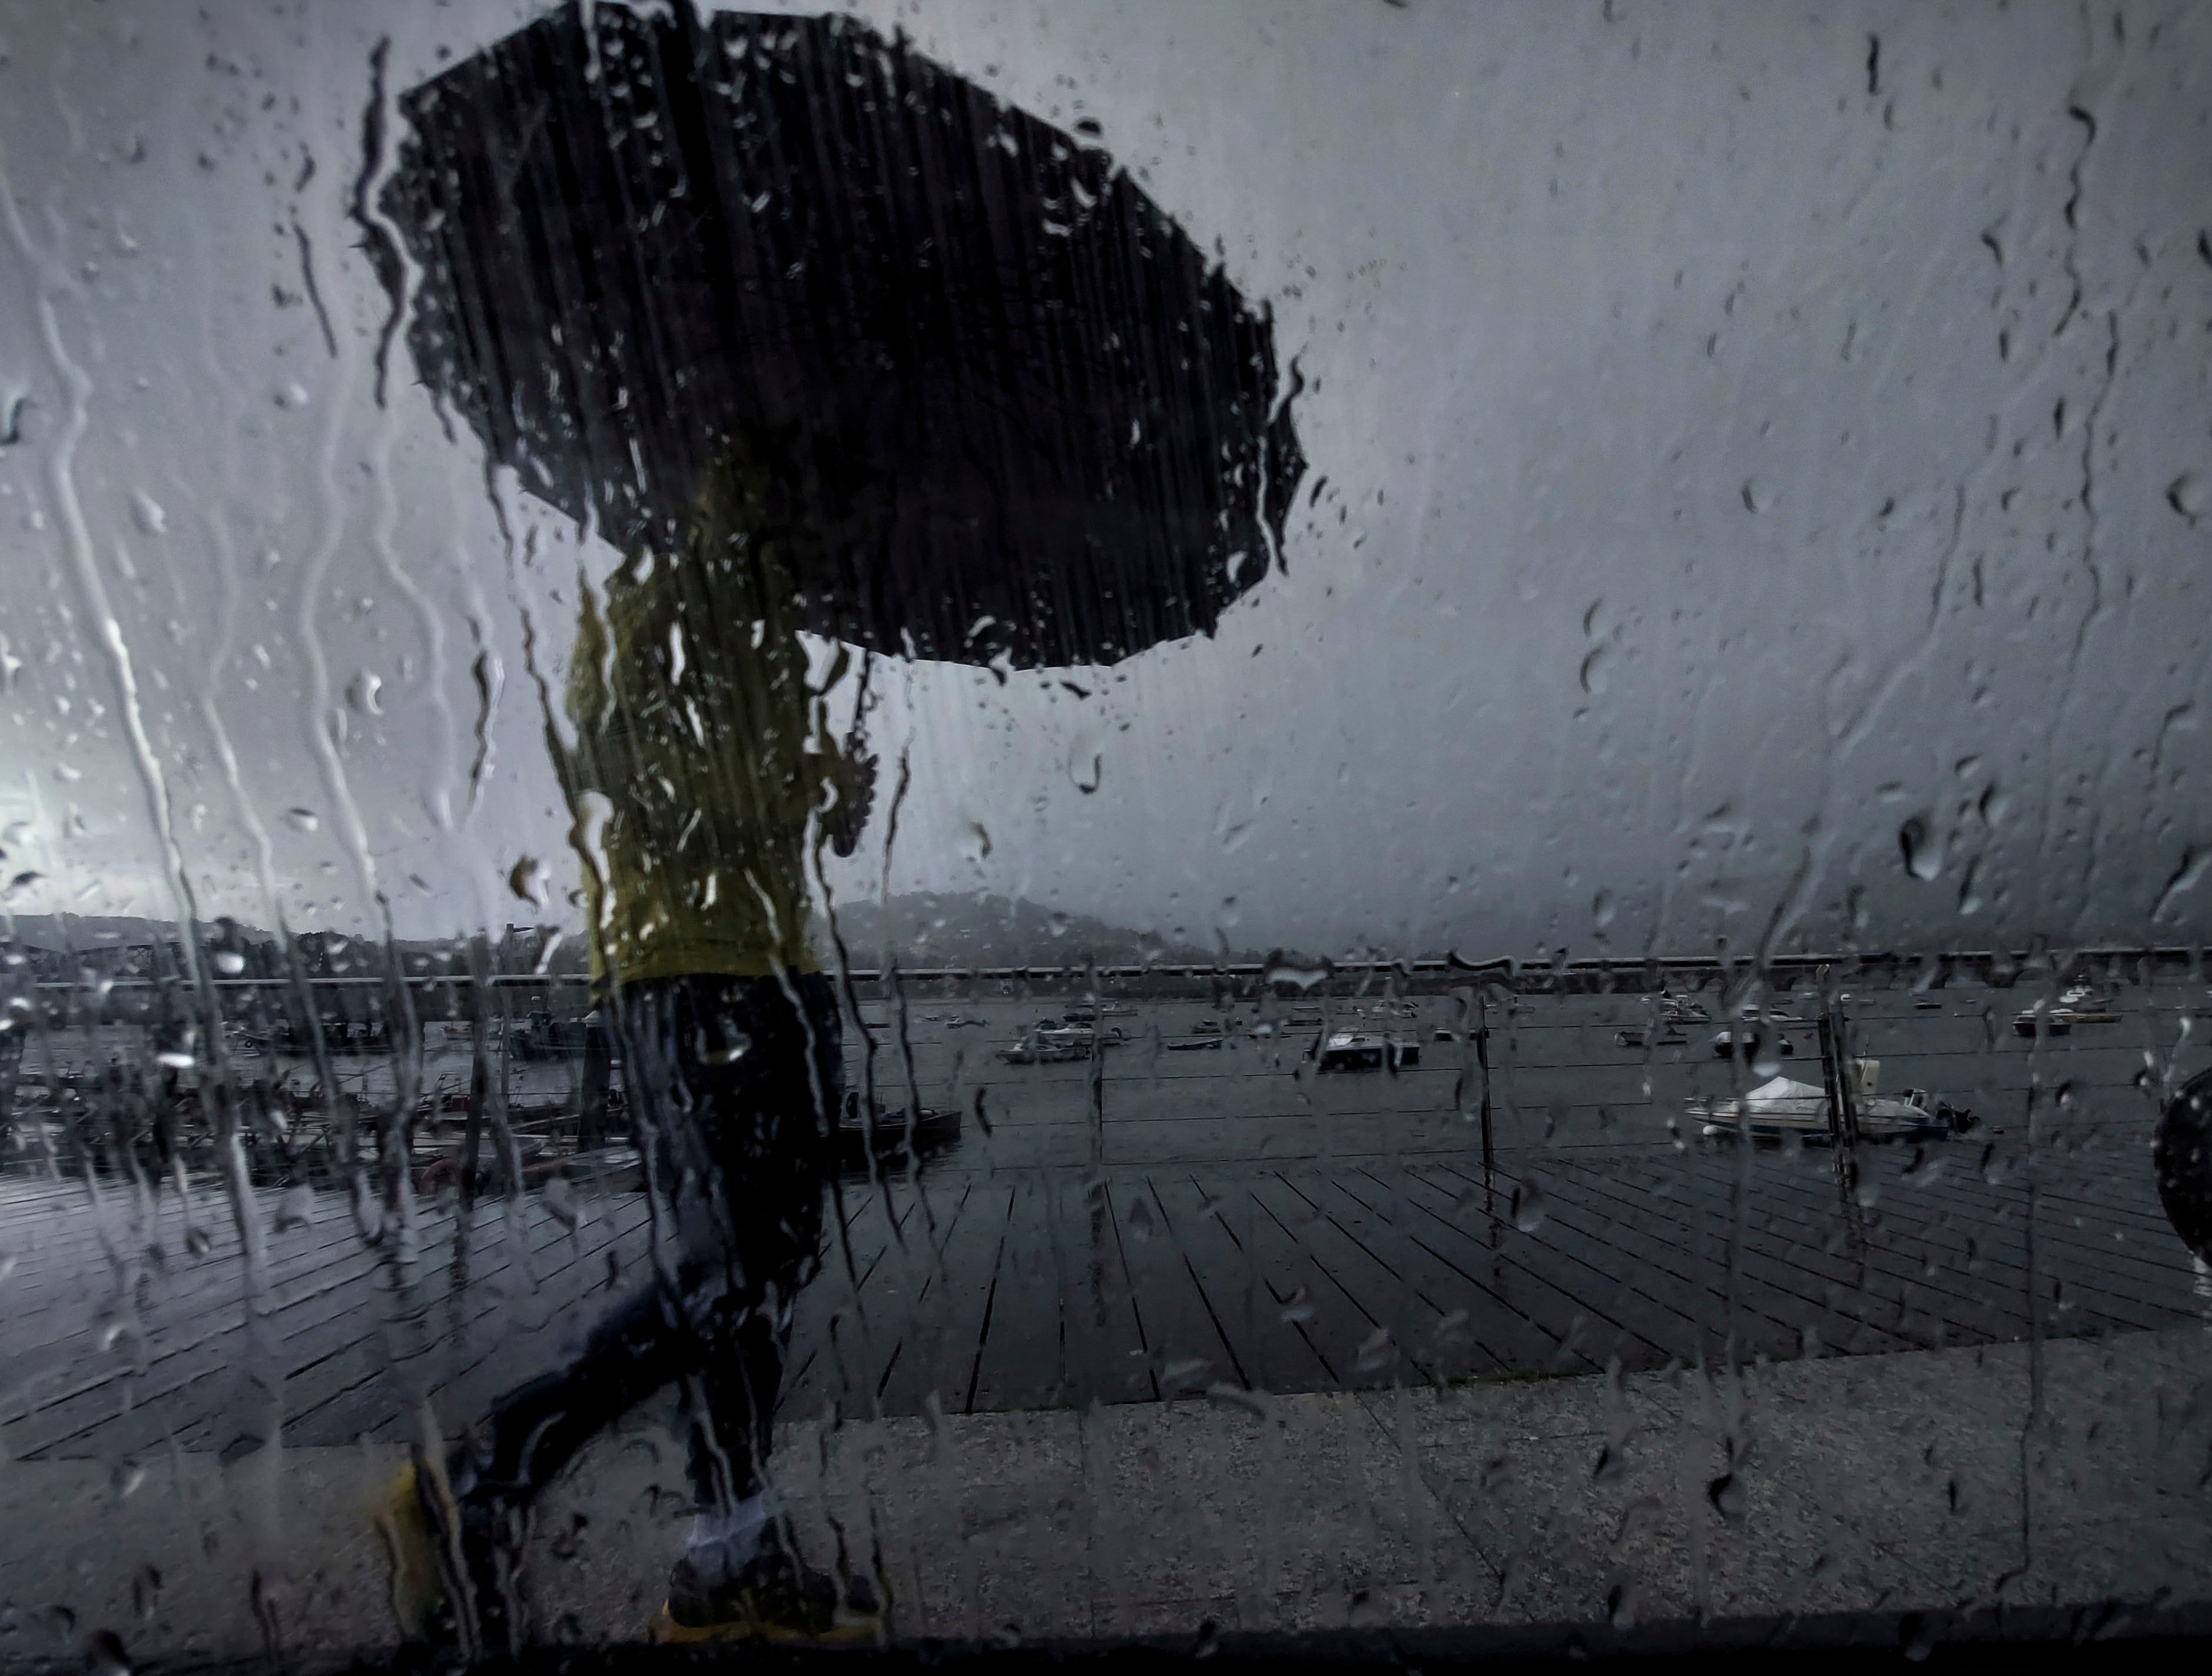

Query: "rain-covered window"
(2, 0), (2210, 1664)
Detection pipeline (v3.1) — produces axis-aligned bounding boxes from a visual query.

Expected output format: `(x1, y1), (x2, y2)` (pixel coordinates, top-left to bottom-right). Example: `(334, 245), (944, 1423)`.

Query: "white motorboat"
(1689, 1072), (1971, 1143)
(1313, 1030), (1421, 1071)
(997, 1021), (1126, 1064)
(2011, 983), (2119, 1037)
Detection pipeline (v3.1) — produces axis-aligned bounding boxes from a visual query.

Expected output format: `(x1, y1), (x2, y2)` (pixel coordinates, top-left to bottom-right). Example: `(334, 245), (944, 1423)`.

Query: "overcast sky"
(1, 0), (2208, 964)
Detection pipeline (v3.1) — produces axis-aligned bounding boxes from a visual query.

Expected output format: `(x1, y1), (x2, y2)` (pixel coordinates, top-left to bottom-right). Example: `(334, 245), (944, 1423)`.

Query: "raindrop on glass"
(509, 855), (550, 908)
(347, 671), (384, 716)
(1512, 1178), (1548, 1233)
(543, 1175), (581, 1229)
(1898, 815), (1942, 881)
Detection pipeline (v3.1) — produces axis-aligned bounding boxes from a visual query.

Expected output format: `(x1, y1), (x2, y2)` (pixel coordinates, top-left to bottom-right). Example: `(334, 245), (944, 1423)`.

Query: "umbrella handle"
(825, 649), (878, 859)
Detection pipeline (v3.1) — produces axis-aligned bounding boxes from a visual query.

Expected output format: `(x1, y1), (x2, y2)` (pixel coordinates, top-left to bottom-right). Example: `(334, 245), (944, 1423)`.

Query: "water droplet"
(130, 492), (165, 536)
(542, 1175), (580, 1229)
(183, 1224), (213, 1257)
(347, 670), (383, 716)
(1263, 953), (1331, 991)
(285, 807), (319, 833)
(1607, 1578), (1641, 1628)
(84, 1629), (131, 1676)
(1126, 1195), (1155, 1240)
(1511, 1177), (1548, 1233)
(1707, 1472), (1746, 1521)
(1610, 1494), (1663, 1556)
(131, 1564), (162, 1622)
(1578, 645), (1609, 694)
(213, 950), (245, 975)
(1900, 1613), (1936, 1662)
(275, 1186), (314, 1230)
(155, 1050), (194, 1070)
(509, 855), (550, 908)
(1067, 740), (1102, 794)
(1740, 480), (1769, 513)
(2, 869), (43, 902)
(1591, 888), (1616, 930)
(699, 1025), (751, 1066)
(1899, 815), (1942, 881)
(2168, 471), (2206, 525)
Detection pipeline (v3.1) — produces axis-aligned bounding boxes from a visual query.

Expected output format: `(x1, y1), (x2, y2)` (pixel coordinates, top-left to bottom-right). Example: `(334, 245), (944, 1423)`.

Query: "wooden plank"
(1524, 1157), (1924, 1359)
(1193, 1170), (1398, 1390)
(873, 1178), (1010, 1417)
(966, 1173), (1080, 1412)
(204, 1200), (650, 1453)
(1245, 1170), (1462, 1386)
(1100, 1176), (1239, 1400)
(1549, 1156), (2012, 1355)
(1704, 1159), (2071, 1343)
(784, 1182), (928, 1421)
(1046, 1170), (1153, 1408)
(1385, 1162), (1702, 1372)
(1824, 1164), (2192, 1335)
(1331, 1166), (1683, 1374)
(1146, 1173), (1335, 1398)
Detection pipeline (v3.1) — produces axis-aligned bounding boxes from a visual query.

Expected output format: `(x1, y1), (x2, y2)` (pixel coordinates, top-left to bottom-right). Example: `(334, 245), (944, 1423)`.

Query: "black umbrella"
(384, 3), (1304, 671)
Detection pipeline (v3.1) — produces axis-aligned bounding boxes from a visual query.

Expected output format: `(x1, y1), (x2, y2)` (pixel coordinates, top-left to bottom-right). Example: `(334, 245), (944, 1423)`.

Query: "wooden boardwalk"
(2, 1117), (2200, 1462)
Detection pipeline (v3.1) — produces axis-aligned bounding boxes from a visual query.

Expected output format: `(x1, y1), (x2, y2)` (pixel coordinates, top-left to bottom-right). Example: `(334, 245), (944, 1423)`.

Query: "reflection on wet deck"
(2, 986), (2204, 1461)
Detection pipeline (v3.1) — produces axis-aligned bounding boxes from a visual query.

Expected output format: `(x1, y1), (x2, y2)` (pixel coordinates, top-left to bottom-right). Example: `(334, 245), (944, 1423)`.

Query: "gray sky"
(1, 0), (2208, 963)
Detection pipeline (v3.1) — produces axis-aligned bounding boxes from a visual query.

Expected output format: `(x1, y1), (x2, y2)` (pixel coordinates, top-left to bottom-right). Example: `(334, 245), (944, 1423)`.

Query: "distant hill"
(811, 892), (1237, 970)
(4, 898), (1253, 978)
(1, 913), (273, 951)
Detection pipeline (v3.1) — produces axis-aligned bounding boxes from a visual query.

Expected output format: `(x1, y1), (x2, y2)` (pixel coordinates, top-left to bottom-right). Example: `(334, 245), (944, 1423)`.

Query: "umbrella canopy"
(386, 4), (1304, 671)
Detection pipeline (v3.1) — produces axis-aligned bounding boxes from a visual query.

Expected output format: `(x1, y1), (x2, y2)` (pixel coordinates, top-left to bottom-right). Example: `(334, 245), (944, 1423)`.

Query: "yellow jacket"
(556, 453), (860, 985)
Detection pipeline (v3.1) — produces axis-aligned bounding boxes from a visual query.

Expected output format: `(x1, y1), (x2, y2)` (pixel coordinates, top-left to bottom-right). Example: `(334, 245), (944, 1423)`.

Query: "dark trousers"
(452, 973), (842, 1525)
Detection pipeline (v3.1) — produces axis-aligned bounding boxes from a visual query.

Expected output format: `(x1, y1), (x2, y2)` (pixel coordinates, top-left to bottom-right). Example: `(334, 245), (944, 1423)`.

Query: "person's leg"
(632, 973), (836, 1536)
(419, 1277), (695, 1648)
(387, 977), (724, 1649)
(450, 1279), (694, 1512)
(635, 973), (868, 1636)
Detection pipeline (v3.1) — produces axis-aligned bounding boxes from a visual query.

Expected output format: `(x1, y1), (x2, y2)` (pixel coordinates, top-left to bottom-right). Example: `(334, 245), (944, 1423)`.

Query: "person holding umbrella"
(373, 4), (1302, 1651)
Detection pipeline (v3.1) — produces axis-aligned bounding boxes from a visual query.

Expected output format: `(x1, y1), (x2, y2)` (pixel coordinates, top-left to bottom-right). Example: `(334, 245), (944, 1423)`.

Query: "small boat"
(1689, 1074), (1971, 1143)
(838, 1096), (961, 1166)
(1710, 1025), (1795, 1059)
(1313, 1030), (1420, 1072)
(997, 1021), (1125, 1064)
(1060, 1002), (1137, 1022)
(2012, 984), (2119, 1037)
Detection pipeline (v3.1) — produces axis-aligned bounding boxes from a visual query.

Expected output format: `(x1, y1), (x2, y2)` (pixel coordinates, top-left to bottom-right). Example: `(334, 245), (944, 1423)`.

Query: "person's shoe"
(373, 1453), (522, 1652)
(648, 1545), (885, 1645)
(373, 1459), (453, 1643)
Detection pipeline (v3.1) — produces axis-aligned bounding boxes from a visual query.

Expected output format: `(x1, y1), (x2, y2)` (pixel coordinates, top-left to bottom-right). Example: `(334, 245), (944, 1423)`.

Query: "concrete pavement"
(4, 1322), (2207, 1666)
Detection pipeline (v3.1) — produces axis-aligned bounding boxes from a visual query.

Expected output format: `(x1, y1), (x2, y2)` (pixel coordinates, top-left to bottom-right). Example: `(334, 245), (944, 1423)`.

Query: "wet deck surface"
(2, 985), (2205, 1460)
